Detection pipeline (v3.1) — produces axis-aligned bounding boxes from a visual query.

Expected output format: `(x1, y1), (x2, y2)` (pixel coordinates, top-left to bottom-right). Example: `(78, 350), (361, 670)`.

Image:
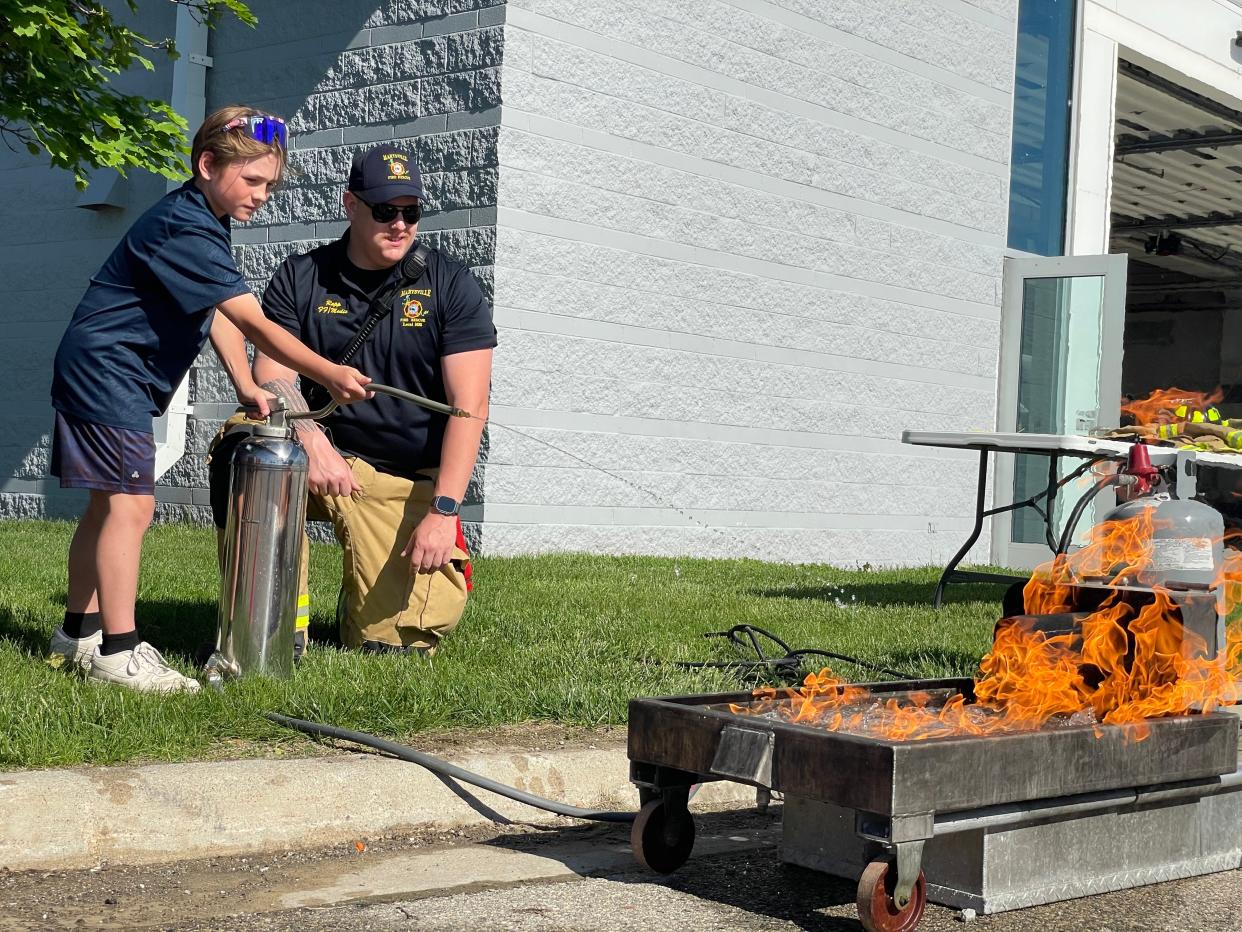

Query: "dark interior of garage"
(1112, 60), (1242, 418)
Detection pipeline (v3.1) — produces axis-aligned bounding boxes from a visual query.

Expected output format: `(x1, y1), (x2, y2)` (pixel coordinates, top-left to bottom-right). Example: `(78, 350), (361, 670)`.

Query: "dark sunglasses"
(217, 114), (287, 147)
(355, 196), (421, 225)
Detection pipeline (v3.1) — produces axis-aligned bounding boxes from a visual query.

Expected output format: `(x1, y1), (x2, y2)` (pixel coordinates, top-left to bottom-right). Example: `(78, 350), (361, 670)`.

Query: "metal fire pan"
(627, 678), (1240, 818)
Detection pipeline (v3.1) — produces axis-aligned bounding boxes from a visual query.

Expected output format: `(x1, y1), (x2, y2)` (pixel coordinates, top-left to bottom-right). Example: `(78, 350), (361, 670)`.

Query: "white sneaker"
(88, 642), (202, 694)
(48, 626), (103, 672)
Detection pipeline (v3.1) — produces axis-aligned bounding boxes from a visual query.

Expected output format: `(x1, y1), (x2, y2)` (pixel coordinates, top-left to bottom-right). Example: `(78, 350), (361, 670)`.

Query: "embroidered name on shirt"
(317, 298), (347, 315)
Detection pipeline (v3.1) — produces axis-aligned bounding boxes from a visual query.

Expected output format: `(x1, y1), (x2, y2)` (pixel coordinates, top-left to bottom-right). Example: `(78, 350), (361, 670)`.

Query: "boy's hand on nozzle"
(325, 365), (372, 404)
(236, 383), (278, 418)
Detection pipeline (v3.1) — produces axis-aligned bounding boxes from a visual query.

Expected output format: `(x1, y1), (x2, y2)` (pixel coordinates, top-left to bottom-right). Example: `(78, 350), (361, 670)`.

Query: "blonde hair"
(191, 105), (288, 179)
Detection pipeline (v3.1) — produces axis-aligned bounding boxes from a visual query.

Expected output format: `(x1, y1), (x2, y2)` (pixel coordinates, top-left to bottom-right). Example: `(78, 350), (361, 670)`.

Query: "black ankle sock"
(63, 611), (102, 639)
(100, 630), (141, 656)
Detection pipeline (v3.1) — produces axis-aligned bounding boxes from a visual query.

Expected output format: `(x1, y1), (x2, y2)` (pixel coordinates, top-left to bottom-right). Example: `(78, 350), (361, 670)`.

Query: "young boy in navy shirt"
(47, 105), (371, 693)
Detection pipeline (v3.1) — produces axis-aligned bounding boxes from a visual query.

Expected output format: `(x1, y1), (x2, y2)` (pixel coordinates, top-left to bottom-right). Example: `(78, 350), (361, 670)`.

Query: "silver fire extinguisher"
(203, 384), (473, 687)
(205, 413), (309, 686)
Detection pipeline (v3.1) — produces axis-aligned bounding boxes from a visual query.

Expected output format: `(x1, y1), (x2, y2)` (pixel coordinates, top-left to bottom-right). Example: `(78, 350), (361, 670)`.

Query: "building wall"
(0, 2), (180, 521)
(483, 0), (1016, 563)
(0, 0), (1018, 568)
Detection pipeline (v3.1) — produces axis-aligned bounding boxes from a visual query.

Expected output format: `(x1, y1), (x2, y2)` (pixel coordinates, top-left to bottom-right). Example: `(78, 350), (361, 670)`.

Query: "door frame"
(991, 253), (1129, 569)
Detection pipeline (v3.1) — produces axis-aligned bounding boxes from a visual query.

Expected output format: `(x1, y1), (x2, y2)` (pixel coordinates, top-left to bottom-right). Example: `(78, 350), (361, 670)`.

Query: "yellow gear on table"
(1172, 404), (1228, 426)
(1156, 423), (1182, 440)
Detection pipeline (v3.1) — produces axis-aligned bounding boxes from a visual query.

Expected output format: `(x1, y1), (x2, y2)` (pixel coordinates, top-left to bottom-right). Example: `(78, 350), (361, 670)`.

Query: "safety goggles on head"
(355, 196), (421, 225)
(217, 114), (287, 147)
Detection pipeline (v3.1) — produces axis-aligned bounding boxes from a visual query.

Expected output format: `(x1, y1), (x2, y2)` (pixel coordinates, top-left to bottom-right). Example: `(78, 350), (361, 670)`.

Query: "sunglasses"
(217, 114), (287, 147)
(355, 196), (421, 225)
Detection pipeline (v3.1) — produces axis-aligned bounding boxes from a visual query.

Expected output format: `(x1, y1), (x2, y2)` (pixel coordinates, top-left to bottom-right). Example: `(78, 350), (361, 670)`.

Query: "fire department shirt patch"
(401, 295), (426, 327)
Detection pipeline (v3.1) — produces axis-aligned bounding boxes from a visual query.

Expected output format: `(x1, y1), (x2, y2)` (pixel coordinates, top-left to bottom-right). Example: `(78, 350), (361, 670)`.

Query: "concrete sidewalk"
(0, 744), (753, 872)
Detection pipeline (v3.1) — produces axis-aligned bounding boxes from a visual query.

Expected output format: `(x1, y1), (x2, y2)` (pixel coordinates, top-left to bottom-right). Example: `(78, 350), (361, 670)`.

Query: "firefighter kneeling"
(208, 143), (496, 660)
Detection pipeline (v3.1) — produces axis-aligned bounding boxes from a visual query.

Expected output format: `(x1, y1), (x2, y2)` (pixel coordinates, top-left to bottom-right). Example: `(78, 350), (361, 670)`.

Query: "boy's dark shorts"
(50, 411), (156, 495)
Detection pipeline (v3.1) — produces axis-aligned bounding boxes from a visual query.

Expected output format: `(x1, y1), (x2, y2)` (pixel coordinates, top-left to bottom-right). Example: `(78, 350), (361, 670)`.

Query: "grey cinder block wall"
(0, 0), (1015, 566)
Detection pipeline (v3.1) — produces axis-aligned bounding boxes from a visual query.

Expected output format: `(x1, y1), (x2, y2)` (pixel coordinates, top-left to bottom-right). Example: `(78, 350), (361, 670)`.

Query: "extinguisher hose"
(264, 712), (638, 823)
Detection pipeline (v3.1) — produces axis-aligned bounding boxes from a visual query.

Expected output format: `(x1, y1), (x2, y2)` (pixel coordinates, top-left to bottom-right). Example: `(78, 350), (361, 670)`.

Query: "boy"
(47, 105), (370, 693)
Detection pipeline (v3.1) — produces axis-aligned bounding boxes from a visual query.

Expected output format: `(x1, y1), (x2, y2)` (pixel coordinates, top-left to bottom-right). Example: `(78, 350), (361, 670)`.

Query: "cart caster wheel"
(856, 857), (927, 932)
(631, 798), (695, 874)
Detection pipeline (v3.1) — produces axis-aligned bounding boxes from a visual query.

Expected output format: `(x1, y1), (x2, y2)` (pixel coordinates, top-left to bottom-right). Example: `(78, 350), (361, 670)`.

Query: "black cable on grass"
(673, 624), (914, 684)
(264, 712), (637, 823)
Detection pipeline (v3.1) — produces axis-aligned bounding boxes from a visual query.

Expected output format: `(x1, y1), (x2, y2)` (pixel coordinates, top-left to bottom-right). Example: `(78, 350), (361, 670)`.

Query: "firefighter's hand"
(324, 365), (372, 404)
(305, 435), (360, 498)
(236, 382), (277, 418)
(402, 513), (456, 574)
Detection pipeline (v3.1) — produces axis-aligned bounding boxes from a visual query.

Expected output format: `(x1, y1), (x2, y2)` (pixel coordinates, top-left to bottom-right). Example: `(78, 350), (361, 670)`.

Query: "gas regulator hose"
(1055, 473), (1136, 556)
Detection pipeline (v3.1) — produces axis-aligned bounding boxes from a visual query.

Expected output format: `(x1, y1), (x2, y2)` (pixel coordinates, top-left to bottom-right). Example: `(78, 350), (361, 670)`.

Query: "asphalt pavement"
(2, 807), (1239, 931)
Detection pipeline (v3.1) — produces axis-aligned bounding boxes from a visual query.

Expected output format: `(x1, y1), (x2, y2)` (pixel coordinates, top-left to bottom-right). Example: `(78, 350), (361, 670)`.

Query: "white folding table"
(899, 430), (1240, 608)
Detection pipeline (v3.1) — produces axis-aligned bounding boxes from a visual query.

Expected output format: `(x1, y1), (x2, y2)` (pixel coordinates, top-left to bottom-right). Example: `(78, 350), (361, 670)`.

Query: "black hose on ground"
(264, 712), (637, 823)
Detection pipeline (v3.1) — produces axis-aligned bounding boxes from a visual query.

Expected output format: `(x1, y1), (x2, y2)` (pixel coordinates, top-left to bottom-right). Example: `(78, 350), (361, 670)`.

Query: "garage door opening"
(1111, 60), (1242, 418)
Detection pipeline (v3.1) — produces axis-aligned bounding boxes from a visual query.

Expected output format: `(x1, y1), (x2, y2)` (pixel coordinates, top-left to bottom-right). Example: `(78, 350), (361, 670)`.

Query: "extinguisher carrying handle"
(288, 382), (474, 422)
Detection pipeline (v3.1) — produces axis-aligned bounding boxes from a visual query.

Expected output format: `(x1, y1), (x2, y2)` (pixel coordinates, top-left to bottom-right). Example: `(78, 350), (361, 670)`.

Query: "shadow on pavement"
(476, 807), (863, 930)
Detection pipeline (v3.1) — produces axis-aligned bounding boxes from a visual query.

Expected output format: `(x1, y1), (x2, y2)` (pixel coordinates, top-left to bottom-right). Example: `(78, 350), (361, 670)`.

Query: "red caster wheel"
(630, 798), (695, 874)
(856, 857), (927, 932)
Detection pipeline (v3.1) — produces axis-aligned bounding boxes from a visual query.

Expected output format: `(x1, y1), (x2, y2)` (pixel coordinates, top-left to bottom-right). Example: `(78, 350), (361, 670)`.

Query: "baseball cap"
(347, 145), (424, 202)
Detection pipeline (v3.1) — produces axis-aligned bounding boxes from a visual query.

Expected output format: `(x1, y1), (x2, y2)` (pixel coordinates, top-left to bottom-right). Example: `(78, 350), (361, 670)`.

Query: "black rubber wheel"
(630, 798), (695, 874)
(856, 857), (927, 932)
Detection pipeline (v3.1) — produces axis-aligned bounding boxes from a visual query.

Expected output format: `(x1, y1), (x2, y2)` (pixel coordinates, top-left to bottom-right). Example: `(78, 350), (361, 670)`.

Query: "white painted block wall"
(484, 0), (1015, 564)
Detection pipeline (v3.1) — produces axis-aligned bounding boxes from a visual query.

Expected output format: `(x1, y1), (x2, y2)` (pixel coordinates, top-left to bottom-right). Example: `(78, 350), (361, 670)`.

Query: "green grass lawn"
(0, 520), (1005, 769)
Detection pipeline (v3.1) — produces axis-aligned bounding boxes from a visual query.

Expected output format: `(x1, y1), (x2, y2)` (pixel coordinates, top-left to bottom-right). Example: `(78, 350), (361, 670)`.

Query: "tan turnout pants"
(211, 415), (470, 653)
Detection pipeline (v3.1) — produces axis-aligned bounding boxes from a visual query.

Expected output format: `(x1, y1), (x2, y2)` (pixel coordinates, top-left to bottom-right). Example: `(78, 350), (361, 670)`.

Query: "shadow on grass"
(749, 578), (1017, 607)
(130, 598), (219, 661)
(0, 594), (222, 665)
(307, 614), (343, 648)
(0, 605), (49, 657)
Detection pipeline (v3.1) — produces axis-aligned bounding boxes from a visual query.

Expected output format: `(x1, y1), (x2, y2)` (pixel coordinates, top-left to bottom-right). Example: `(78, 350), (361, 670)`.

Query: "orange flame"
(1121, 386), (1223, 425)
(735, 514), (1242, 742)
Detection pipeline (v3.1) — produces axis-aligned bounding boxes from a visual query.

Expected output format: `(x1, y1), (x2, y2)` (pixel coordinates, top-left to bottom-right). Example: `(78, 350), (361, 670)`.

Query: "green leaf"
(1, 0), (256, 182)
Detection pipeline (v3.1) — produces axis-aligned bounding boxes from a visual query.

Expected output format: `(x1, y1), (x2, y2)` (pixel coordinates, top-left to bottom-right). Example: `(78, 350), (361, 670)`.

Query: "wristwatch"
(430, 495), (460, 516)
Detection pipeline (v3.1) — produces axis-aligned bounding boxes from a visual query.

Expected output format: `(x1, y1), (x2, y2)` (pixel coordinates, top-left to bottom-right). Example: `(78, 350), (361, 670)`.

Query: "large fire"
(733, 511), (1242, 741)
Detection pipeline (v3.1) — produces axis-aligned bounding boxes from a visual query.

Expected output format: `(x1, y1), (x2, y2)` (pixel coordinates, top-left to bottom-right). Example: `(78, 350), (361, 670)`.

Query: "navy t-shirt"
(262, 235), (496, 480)
(51, 181), (249, 432)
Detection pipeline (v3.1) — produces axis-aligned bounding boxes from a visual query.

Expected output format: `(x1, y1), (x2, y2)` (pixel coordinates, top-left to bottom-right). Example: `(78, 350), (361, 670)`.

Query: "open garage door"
(1110, 59), (1242, 533)
(1112, 61), (1242, 417)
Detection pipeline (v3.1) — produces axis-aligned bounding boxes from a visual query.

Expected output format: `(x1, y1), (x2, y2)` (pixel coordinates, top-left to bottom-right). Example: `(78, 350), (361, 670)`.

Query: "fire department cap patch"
(348, 145), (424, 202)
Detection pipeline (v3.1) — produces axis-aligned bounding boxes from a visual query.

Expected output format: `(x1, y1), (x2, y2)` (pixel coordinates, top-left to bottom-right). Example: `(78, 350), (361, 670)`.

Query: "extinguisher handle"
(286, 382), (473, 423)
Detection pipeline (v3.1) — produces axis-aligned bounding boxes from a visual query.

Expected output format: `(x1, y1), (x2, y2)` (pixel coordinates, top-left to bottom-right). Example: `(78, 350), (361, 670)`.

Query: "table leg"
(933, 450), (988, 609)
(1043, 454), (1060, 552)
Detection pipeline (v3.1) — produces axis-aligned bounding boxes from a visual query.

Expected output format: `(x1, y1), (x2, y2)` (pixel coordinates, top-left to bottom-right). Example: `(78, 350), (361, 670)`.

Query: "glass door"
(992, 254), (1128, 569)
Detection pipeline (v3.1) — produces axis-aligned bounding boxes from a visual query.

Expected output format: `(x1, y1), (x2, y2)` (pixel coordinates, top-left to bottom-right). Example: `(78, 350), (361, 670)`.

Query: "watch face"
(432, 495), (459, 516)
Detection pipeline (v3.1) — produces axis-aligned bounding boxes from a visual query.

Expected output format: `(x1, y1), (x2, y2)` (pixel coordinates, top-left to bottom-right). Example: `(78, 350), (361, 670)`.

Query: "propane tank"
(206, 421), (308, 685)
(1090, 442), (1223, 589)
(1101, 496), (1223, 589)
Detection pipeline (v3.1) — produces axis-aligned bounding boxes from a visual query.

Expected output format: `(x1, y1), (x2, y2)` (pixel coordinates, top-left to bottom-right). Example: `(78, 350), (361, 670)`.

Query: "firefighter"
(209, 144), (495, 656)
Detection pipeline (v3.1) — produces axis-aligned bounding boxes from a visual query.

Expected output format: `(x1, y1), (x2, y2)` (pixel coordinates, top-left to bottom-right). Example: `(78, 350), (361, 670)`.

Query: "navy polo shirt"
(51, 181), (249, 432)
(262, 234), (496, 480)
